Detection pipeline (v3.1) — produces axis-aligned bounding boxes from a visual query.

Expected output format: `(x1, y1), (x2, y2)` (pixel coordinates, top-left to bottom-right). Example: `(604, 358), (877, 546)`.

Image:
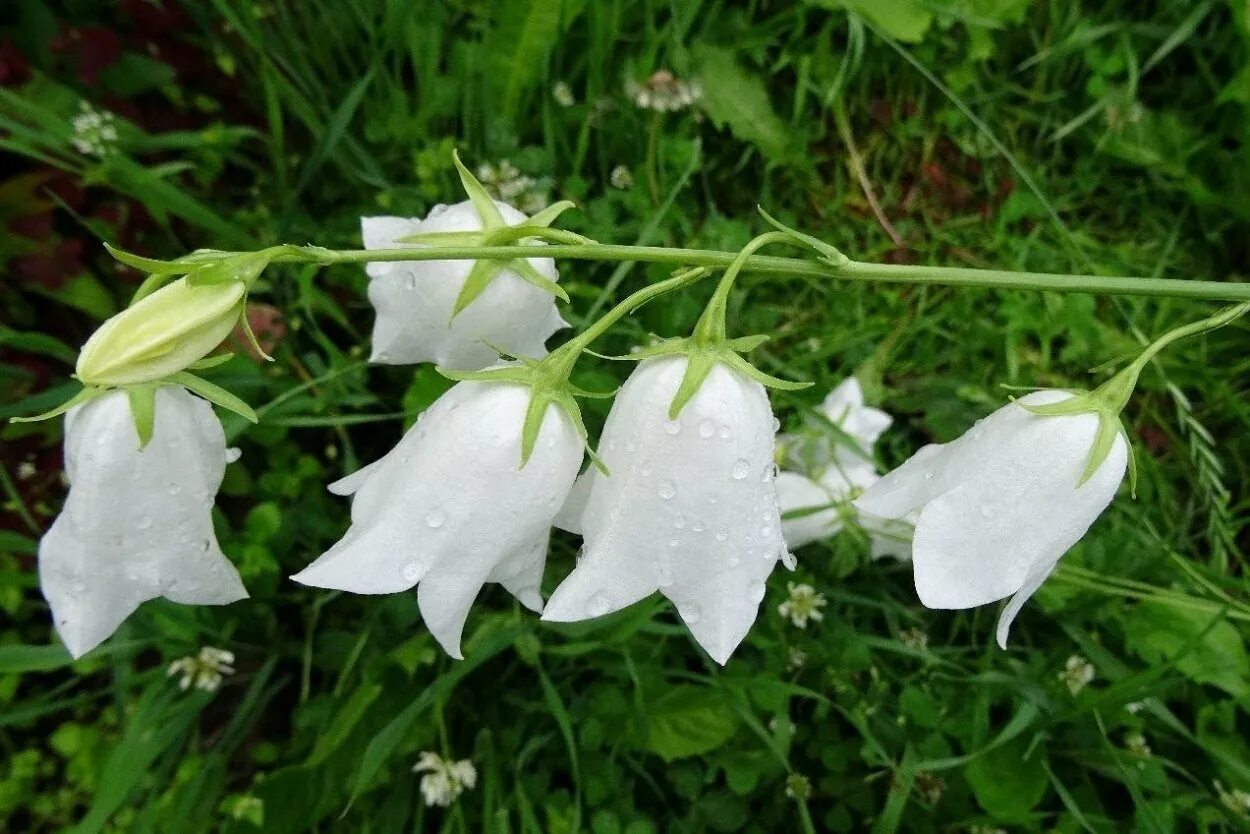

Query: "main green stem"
(269, 244), (1250, 302)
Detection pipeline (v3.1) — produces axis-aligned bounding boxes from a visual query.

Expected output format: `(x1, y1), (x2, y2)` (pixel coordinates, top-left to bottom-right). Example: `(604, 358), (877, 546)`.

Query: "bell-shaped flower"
(854, 390), (1128, 647)
(292, 376), (584, 658)
(776, 376), (910, 558)
(361, 153), (573, 370)
(39, 387), (248, 658)
(545, 356), (792, 664)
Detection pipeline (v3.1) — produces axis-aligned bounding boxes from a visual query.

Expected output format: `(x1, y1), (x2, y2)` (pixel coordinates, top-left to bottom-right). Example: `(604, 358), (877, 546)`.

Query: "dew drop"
(762, 463), (777, 483)
(401, 561), (423, 581)
(425, 509), (446, 528)
(136, 516), (153, 530)
(677, 601), (702, 624)
(673, 514), (685, 529)
(669, 537), (680, 548)
(715, 530), (729, 543)
(698, 419), (716, 439)
(718, 425), (732, 440)
(924, 471), (935, 481)
(727, 552), (741, 567)
(664, 419), (682, 435)
(691, 519), (706, 533)
(979, 504), (995, 520)
(760, 524), (774, 538)
(587, 590), (612, 617)
(224, 448), (242, 464)
(731, 459), (751, 480)
(771, 417), (781, 433)
(658, 479), (676, 500)
(167, 484), (182, 496)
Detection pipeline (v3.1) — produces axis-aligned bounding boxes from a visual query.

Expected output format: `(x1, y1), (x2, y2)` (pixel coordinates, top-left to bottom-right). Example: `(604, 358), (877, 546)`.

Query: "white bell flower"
(361, 153), (573, 370)
(776, 376), (910, 558)
(292, 377), (583, 658)
(854, 390), (1128, 647)
(39, 387), (248, 658)
(545, 356), (790, 665)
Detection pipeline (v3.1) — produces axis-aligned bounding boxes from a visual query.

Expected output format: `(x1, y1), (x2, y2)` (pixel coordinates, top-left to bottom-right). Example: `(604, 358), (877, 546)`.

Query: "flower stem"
(273, 244), (1250, 302)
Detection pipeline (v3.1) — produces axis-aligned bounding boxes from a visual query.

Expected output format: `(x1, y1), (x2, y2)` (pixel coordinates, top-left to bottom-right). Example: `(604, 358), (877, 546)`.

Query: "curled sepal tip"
(756, 207), (851, 268)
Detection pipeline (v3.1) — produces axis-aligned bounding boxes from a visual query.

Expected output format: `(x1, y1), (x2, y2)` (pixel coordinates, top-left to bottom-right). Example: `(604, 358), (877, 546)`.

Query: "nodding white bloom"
(776, 377), (910, 559)
(361, 200), (566, 370)
(293, 378), (582, 658)
(167, 646), (236, 691)
(545, 356), (790, 665)
(413, 752), (478, 807)
(39, 387), (248, 658)
(854, 390), (1128, 647)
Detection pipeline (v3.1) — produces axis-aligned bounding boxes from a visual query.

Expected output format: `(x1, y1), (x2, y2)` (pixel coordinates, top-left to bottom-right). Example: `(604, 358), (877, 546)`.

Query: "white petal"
(777, 472), (839, 550)
(543, 357), (785, 664)
(361, 202), (566, 370)
(39, 387), (246, 658)
(864, 512), (915, 561)
(819, 376), (893, 449)
(294, 379), (582, 657)
(553, 466), (594, 535)
(851, 443), (947, 519)
(327, 457), (386, 496)
(995, 558), (1058, 648)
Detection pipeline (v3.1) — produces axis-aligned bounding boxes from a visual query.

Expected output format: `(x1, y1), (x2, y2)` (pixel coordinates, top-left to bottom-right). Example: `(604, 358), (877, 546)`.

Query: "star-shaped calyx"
(396, 151), (593, 318)
(617, 230), (814, 419)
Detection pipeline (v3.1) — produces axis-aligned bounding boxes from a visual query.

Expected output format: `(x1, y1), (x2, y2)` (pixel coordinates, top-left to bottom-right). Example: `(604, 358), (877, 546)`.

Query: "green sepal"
(453, 149), (506, 229)
(668, 350), (719, 420)
(188, 352), (235, 371)
(1018, 390), (1094, 417)
(721, 351), (813, 392)
(452, 260), (505, 317)
(126, 384), (157, 448)
(436, 366), (532, 385)
(105, 242), (202, 276)
(509, 258), (571, 302)
(395, 230), (488, 247)
(1122, 425), (1139, 498)
(566, 382), (618, 399)
(525, 200), (577, 229)
(8, 385), (106, 423)
(1079, 411), (1123, 487)
(237, 299), (275, 362)
(185, 251), (271, 289)
(728, 334), (770, 352)
(169, 371), (257, 423)
(614, 338), (692, 362)
(757, 207), (851, 267)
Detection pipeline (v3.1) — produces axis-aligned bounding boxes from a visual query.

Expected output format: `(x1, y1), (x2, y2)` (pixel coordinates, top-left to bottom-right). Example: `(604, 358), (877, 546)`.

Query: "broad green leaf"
(692, 45), (798, 166)
(964, 736), (1049, 820)
(490, 0), (566, 121)
(1125, 605), (1250, 696)
(643, 685), (740, 762)
(815, 0), (933, 43)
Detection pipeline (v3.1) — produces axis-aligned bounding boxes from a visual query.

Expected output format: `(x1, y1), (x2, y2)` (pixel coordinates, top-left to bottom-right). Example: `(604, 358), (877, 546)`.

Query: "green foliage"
(3, 0), (1250, 832)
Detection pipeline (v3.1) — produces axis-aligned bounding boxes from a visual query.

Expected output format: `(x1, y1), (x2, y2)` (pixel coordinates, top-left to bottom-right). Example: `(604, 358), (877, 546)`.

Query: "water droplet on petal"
(781, 549), (797, 570)
(980, 504), (995, 520)
(401, 561), (422, 581)
(732, 459), (751, 480)
(137, 516), (152, 530)
(658, 480), (676, 500)
(664, 419), (682, 435)
(719, 426), (732, 440)
(167, 484), (182, 496)
(760, 524), (774, 538)
(677, 601), (702, 624)
(762, 464), (777, 483)
(771, 417), (781, 433)
(426, 509), (446, 528)
(691, 519), (705, 533)
(225, 448), (242, 464)
(727, 552), (741, 567)
(673, 514), (685, 529)
(924, 471), (935, 481)
(669, 537), (680, 548)
(587, 590), (612, 617)
(698, 419), (716, 439)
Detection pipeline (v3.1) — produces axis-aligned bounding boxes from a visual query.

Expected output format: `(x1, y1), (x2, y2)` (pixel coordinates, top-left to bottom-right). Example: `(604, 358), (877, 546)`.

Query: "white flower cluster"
(167, 646), (236, 692)
(70, 102), (119, 157)
(413, 752), (477, 807)
(474, 160), (549, 215)
(34, 156), (1134, 667)
(627, 70), (701, 112)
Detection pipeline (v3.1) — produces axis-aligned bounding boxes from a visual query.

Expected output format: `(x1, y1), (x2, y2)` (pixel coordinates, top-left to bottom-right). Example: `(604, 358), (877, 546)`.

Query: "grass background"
(2, 0), (1249, 831)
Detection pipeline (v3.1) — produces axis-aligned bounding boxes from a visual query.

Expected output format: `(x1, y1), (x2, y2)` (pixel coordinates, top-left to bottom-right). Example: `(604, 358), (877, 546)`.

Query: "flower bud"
(76, 277), (246, 387)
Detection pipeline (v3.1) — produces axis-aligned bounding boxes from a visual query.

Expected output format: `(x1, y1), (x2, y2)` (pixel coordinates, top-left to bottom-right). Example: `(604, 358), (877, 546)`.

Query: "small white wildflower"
(1125, 699), (1147, 715)
(626, 69), (702, 112)
(784, 773), (811, 800)
(609, 165), (633, 190)
(786, 646), (807, 671)
(552, 81), (575, 107)
(898, 627), (928, 651)
(777, 582), (826, 629)
(167, 646), (236, 692)
(1059, 654), (1096, 695)
(70, 102), (119, 157)
(473, 160), (548, 212)
(16, 460), (37, 481)
(413, 751), (477, 808)
(915, 771), (946, 804)
(1216, 781), (1250, 817)
(1124, 731), (1151, 758)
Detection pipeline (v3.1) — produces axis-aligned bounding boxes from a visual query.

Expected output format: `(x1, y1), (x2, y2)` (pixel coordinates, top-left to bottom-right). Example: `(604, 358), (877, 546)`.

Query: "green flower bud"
(76, 276), (246, 387)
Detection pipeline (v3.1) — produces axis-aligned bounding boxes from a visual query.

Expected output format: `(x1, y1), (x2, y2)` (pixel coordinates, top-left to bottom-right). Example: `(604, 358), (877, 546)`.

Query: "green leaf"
(815, 0), (933, 43)
(125, 384), (157, 448)
(965, 737), (1048, 821)
(643, 685), (740, 762)
(1125, 606), (1250, 697)
(490, 0), (566, 121)
(692, 45), (799, 166)
(169, 372), (257, 424)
